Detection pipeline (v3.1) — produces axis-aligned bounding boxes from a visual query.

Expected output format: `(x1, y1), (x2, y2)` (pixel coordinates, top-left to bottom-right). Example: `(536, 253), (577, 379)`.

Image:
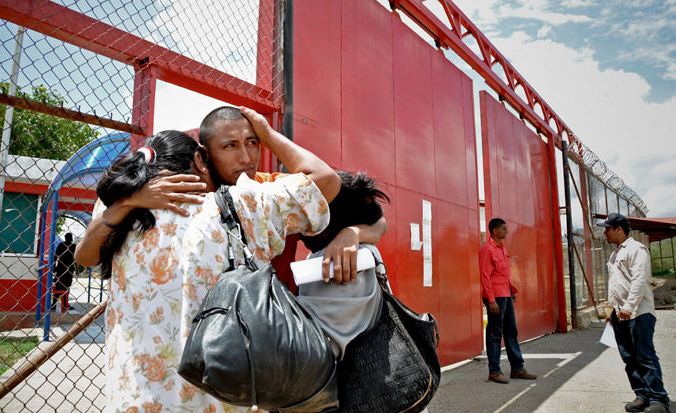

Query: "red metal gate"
(293, 0), (484, 365)
(481, 91), (560, 339)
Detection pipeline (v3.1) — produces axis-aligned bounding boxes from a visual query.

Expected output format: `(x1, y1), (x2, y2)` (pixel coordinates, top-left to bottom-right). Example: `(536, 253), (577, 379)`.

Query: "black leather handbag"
(337, 256), (441, 413)
(178, 186), (338, 412)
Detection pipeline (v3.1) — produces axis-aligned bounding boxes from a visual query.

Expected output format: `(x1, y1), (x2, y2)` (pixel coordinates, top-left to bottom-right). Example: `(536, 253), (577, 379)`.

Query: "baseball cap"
(596, 213), (628, 228)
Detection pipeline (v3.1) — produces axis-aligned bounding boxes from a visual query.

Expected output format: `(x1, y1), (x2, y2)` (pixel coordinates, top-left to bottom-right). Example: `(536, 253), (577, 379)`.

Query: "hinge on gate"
(136, 56), (151, 69)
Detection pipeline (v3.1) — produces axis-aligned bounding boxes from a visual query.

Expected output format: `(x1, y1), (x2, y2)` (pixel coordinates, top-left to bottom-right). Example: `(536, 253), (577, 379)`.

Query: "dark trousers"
(611, 311), (669, 406)
(483, 297), (524, 374)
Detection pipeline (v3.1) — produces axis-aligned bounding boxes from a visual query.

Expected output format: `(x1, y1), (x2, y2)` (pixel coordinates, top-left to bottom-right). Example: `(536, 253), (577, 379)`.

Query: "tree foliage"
(0, 83), (99, 160)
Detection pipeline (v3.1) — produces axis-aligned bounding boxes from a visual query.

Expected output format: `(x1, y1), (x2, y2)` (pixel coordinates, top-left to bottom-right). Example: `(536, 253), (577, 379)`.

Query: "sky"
(9, 0), (665, 218)
(431, 0), (676, 217)
(151, 0), (676, 218)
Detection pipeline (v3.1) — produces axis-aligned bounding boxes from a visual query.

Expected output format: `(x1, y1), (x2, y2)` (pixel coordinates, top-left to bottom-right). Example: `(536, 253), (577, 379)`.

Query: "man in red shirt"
(479, 217), (536, 384)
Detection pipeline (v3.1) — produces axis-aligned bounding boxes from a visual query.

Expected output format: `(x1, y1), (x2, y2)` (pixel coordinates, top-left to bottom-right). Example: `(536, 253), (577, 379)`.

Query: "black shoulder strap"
(214, 185), (247, 245)
(364, 246), (390, 293)
(215, 185), (257, 271)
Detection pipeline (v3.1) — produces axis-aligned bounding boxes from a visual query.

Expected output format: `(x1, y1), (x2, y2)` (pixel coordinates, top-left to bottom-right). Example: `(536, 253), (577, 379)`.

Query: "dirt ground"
(652, 276), (676, 308)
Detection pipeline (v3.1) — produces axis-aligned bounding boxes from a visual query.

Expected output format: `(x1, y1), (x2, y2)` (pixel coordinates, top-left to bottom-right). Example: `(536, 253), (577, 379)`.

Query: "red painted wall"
(293, 0), (483, 365)
(0, 280), (37, 312)
(481, 91), (557, 340)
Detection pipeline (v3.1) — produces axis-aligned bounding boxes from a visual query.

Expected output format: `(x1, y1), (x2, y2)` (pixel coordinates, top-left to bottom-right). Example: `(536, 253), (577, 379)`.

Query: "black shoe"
(645, 402), (670, 413)
(625, 398), (649, 412)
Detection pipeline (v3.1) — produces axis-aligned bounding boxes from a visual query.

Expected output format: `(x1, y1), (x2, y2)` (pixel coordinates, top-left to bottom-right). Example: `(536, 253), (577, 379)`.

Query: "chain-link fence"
(652, 237), (676, 276)
(1, 1), (283, 411)
(563, 142), (648, 313)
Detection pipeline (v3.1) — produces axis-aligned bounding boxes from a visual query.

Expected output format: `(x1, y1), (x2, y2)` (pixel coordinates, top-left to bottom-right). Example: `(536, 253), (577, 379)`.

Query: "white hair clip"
(137, 147), (155, 164)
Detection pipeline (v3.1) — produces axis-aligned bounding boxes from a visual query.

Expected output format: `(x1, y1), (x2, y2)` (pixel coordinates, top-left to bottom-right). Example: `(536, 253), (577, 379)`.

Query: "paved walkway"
(2, 287), (674, 412)
(428, 310), (676, 413)
(0, 278), (107, 412)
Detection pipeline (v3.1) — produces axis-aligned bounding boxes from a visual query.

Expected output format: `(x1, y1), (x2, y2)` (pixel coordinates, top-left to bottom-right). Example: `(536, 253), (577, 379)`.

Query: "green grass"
(653, 269), (676, 277)
(0, 337), (39, 375)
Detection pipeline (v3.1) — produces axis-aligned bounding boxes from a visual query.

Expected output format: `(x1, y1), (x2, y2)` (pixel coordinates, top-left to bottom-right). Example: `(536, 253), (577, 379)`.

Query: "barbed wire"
(567, 136), (648, 216)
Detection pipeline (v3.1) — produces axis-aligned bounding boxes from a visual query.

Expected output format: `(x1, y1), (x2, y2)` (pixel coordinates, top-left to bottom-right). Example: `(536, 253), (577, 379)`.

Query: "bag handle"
(215, 185), (258, 271)
(369, 247), (440, 347)
(369, 248), (392, 293)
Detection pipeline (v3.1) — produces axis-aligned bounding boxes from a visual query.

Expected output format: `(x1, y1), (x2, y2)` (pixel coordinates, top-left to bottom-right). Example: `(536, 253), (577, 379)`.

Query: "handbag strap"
(368, 247), (440, 348)
(369, 248), (392, 293)
(214, 185), (258, 271)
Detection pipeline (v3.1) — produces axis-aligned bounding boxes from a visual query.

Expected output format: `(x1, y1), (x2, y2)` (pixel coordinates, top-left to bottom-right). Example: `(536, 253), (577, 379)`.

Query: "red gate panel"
(341, 0), (396, 182)
(294, 0), (483, 365)
(481, 91), (557, 340)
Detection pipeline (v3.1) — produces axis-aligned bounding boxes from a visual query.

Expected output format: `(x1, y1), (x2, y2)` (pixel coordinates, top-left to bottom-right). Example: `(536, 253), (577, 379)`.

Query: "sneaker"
(645, 402), (670, 413)
(488, 372), (509, 384)
(625, 398), (649, 412)
(510, 369), (537, 380)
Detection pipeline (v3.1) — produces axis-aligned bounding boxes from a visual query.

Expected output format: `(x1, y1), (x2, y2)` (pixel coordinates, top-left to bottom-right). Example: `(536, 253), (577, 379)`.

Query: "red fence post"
(131, 62), (156, 149)
(548, 134), (568, 333)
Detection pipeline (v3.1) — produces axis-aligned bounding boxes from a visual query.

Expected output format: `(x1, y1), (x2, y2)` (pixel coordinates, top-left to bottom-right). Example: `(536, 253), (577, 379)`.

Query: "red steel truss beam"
(0, 0), (277, 114)
(394, 0), (575, 147)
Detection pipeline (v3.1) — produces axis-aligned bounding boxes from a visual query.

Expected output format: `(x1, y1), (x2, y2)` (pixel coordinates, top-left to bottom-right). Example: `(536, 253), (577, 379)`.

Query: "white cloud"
(454, 0), (676, 84)
(501, 3), (592, 25)
(448, 0), (591, 27)
(487, 31), (676, 216)
(559, 0), (596, 7)
(642, 185), (676, 217)
(153, 81), (228, 132)
(537, 25), (552, 38)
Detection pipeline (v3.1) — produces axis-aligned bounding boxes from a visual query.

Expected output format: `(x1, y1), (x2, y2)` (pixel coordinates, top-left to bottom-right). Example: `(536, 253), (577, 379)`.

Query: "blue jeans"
(611, 311), (670, 406)
(483, 297), (525, 374)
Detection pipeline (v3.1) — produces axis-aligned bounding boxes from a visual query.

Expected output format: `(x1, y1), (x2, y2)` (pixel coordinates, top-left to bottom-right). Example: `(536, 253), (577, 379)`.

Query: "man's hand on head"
(129, 172), (206, 217)
(321, 227), (360, 284)
(240, 106), (273, 143)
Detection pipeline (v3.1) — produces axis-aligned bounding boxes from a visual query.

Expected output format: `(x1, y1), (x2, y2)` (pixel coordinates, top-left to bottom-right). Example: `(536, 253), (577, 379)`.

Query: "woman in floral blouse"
(94, 108), (339, 412)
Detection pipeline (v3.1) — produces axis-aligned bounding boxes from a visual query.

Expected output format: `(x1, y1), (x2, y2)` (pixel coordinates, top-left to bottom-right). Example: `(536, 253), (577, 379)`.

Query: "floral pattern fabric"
(99, 173), (329, 413)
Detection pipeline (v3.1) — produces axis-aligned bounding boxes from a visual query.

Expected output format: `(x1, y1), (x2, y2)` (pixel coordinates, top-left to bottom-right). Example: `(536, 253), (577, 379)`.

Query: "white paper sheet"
(422, 200), (432, 287)
(410, 223), (423, 251)
(599, 321), (617, 348)
(291, 248), (376, 285)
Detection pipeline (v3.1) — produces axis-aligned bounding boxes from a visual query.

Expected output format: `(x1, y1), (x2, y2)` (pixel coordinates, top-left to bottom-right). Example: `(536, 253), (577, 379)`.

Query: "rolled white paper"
(291, 248), (376, 285)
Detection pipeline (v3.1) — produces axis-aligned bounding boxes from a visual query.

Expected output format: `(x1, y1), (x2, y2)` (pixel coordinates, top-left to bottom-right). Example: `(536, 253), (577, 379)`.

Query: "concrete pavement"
(2, 280), (674, 412)
(428, 310), (676, 413)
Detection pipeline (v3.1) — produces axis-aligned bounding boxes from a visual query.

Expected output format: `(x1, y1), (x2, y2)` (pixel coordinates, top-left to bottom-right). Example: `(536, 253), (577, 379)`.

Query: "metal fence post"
(562, 140), (577, 327)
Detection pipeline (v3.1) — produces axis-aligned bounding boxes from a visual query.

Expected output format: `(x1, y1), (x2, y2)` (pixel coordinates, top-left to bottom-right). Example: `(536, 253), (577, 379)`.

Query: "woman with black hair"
(98, 111), (338, 412)
(297, 171), (390, 359)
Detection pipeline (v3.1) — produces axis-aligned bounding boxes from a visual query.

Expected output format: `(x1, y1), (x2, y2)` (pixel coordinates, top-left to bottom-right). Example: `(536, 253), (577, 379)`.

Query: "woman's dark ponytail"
(96, 130), (198, 279)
